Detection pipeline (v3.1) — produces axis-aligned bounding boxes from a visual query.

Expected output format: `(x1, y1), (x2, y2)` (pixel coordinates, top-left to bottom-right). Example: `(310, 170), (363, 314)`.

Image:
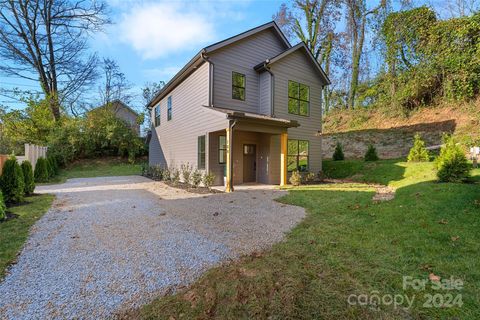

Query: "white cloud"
(142, 66), (181, 80)
(118, 2), (216, 59)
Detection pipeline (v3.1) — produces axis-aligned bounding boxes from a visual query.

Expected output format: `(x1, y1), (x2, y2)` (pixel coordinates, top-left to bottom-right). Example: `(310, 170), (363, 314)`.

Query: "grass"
(0, 194), (54, 279)
(46, 157), (144, 184)
(134, 159), (480, 319)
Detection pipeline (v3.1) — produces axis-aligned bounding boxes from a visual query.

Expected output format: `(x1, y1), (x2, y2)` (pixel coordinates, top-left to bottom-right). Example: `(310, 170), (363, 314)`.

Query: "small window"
(287, 139), (309, 172)
(288, 80), (310, 116)
(198, 135), (206, 169)
(232, 72), (245, 101)
(154, 105), (160, 126)
(167, 96), (172, 121)
(219, 135), (227, 164)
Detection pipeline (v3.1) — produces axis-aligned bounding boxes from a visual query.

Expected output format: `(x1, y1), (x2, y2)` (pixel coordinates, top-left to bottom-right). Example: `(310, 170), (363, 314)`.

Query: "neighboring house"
(147, 21), (330, 191)
(91, 100), (141, 136)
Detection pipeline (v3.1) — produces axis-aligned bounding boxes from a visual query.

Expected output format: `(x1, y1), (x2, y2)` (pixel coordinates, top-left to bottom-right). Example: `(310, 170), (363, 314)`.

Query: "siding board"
(270, 50), (324, 173)
(148, 62), (228, 170)
(209, 29), (287, 114)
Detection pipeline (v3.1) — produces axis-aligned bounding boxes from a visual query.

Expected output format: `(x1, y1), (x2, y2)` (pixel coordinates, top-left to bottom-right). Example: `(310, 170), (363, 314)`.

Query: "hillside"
(321, 99), (480, 159)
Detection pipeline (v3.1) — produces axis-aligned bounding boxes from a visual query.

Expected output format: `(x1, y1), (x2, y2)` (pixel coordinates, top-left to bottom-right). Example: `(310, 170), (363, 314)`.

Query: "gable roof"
(91, 99), (138, 116)
(203, 21), (290, 53)
(147, 21), (291, 109)
(254, 42), (331, 85)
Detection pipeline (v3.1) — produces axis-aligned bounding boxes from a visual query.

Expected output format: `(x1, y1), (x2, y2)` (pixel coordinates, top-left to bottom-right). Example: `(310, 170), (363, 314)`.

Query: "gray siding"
(258, 72), (271, 115)
(270, 50), (324, 173)
(114, 105), (140, 135)
(209, 29), (287, 113)
(148, 62), (228, 170)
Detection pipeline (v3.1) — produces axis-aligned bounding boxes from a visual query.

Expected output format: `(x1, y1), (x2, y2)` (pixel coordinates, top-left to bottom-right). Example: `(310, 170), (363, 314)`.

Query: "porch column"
(280, 132), (288, 186)
(225, 127), (233, 192)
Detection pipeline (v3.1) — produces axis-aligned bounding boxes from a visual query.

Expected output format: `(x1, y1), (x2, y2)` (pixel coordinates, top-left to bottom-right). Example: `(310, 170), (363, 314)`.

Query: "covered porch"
(205, 107), (298, 192)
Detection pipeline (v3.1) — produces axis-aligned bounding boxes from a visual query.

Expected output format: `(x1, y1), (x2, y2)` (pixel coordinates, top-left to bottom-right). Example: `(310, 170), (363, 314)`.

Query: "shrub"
(364, 144), (379, 161)
(47, 156), (59, 176)
(162, 167), (171, 181)
(181, 163), (192, 184)
(0, 157), (25, 204)
(289, 170), (302, 186)
(191, 169), (202, 187)
(34, 157), (49, 183)
(21, 160), (35, 195)
(151, 165), (163, 180)
(0, 191), (6, 220)
(171, 168), (180, 185)
(408, 133), (430, 162)
(435, 136), (470, 182)
(304, 172), (316, 183)
(332, 142), (345, 161)
(202, 172), (215, 189)
(46, 157), (54, 178)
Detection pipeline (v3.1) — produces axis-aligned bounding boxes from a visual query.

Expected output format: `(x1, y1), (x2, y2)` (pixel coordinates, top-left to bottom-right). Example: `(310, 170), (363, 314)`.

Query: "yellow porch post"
(280, 132), (288, 186)
(225, 127), (233, 192)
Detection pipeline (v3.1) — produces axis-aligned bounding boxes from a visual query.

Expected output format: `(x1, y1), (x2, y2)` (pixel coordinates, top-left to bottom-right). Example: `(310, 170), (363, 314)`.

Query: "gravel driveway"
(0, 176), (305, 319)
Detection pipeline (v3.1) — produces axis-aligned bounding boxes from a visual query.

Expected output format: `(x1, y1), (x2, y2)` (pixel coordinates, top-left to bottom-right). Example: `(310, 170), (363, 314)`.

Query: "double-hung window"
(288, 80), (310, 116)
(167, 96), (172, 121)
(198, 135), (206, 170)
(219, 135), (227, 164)
(154, 105), (161, 126)
(287, 139), (309, 172)
(232, 72), (246, 101)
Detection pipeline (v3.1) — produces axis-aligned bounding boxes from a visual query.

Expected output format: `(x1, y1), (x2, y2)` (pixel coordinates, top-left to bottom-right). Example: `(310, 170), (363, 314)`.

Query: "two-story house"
(147, 21), (330, 191)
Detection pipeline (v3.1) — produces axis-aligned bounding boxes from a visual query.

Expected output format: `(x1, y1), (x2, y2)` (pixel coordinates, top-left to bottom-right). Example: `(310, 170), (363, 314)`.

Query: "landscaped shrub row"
(332, 142), (379, 162)
(142, 163), (216, 189)
(332, 134), (471, 183)
(0, 154), (61, 210)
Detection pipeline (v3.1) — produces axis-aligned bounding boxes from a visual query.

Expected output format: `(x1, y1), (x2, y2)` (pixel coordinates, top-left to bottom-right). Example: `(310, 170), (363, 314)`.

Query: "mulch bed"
(142, 175), (223, 194)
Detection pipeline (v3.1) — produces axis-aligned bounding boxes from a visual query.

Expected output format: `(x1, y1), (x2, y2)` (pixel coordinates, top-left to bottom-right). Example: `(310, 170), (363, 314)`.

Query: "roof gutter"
(146, 51), (204, 109)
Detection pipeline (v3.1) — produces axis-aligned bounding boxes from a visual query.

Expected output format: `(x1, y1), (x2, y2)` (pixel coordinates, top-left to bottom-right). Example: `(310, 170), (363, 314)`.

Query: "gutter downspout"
(262, 60), (275, 117)
(201, 50), (214, 107)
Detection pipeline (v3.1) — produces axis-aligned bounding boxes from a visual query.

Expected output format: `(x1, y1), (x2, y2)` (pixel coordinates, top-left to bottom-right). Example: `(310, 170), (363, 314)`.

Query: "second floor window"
(288, 80), (310, 116)
(154, 105), (160, 126)
(232, 72), (245, 101)
(167, 96), (172, 121)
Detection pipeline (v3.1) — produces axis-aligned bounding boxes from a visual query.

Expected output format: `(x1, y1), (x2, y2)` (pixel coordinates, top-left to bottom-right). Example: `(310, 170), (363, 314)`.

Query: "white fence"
(0, 144), (48, 174)
(16, 144), (48, 170)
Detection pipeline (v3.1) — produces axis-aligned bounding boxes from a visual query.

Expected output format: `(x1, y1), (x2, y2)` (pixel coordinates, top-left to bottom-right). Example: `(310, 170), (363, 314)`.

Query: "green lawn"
(135, 160), (480, 319)
(47, 157), (144, 184)
(0, 194), (54, 279)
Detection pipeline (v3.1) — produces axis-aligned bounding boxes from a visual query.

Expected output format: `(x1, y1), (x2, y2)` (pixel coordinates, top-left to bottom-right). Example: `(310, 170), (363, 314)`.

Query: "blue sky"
(97, 0), (284, 93)
(0, 0), (463, 110)
(0, 0), (284, 110)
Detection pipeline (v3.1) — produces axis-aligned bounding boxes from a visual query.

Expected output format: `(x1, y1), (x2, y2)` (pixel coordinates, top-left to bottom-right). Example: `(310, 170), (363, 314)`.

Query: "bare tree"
(344, 0), (386, 109)
(99, 58), (132, 106)
(446, 0), (480, 17)
(274, 0), (340, 112)
(0, 0), (109, 121)
(141, 81), (164, 124)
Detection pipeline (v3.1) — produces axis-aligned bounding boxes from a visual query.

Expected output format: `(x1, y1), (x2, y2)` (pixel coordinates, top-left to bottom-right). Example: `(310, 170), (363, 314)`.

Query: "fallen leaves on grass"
(438, 219), (448, 225)
(429, 273), (441, 282)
